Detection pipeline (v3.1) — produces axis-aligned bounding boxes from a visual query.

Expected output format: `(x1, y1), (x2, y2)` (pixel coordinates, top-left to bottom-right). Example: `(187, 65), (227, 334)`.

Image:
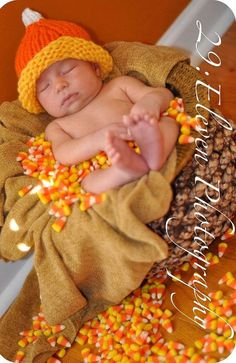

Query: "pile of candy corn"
(17, 134), (110, 232)
(14, 306), (70, 363)
(162, 98), (200, 144)
(13, 231), (236, 363)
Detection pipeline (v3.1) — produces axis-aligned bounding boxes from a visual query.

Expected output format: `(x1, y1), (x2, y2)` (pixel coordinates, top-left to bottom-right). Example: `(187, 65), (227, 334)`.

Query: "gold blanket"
(0, 42), (209, 362)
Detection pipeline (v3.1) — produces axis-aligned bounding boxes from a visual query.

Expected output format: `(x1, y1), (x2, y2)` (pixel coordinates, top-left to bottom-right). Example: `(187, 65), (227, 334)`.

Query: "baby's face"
(36, 58), (102, 117)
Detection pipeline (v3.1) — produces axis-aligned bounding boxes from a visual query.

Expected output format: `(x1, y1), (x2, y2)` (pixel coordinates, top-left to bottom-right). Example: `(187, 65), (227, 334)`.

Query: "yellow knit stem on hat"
(18, 36), (113, 114)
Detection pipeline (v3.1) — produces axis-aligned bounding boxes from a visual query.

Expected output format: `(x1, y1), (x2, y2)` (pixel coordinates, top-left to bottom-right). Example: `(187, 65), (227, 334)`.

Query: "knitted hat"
(16, 8), (113, 114)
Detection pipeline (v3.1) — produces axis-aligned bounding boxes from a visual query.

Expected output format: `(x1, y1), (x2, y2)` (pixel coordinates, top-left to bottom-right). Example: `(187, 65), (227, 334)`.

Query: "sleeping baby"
(16, 9), (178, 194)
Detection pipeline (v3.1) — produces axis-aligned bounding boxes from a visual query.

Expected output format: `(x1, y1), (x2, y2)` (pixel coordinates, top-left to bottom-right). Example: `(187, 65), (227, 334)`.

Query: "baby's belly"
(66, 104), (132, 138)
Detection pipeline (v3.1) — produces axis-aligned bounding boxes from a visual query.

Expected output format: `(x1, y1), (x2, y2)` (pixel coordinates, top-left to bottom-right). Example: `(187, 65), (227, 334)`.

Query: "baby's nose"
(54, 76), (68, 92)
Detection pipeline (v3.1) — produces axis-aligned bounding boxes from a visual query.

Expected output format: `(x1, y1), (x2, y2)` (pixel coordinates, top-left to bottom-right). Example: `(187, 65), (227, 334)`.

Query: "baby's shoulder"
(107, 75), (133, 87)
(105, 75), (139, 94)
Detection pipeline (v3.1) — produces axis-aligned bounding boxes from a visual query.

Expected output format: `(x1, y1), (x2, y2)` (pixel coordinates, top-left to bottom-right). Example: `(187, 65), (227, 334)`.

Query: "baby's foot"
(123, 113), (164, 170)
(105, 131), (148, 184)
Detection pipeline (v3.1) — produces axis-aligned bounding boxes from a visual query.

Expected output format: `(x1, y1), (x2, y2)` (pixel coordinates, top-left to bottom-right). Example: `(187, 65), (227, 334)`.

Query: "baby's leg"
(81, 132), (149, 194)
(123, 114), (179, 171)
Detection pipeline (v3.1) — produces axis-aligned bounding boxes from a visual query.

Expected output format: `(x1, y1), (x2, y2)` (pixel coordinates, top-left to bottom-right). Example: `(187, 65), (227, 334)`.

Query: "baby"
(37, 59), (178, 194)
(16, 9), (178, 194)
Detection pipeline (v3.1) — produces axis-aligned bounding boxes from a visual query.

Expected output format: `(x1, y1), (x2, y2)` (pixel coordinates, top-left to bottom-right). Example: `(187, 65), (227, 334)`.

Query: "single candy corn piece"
(162, 318), (173, 333)
(156, 284), (166, 299)
(14, 350), (25, 363)
(208, 290), (223, 300)
(18, 184), (33, 197)
(215, 336), (225, 354)
(167, 341), (185, 350)
(19, 329), (34, 337)
(226, 278), (236, 289)
(37, 192), (51, 204)
(57, 335), (71, 348)
(180, 124), (191, 135)
(55, 348), (66, 358)
(47, 358), (61, 363)
(215, 306), (232, 317)
(189, 117), (200, 129)
(221, 228), (235, 240)
(178, 134), (194, 144)
(18, 337), (29, 348)
(81, 348), (91, 358)
(205, 318), (217, 330)
(161, 309), (173, 320)
(167, 108), (179, 118)
(176, 356), (189, 363)
(32, 319), (41, 330)
(47, 336), (57, 347)
(216, 318), (226, 334)
(210, 255), (220, 266)
(222, 298), (236, 308)
(52, 217), (67, 232)
(51, 324), (65, 334)
(180, 262), (190, 272)
(218, 242), (228, 257)
(179, 347), (195, 358)
(75, 333), (88, 345)
(33, 330), (42, 336)
(27, 336), (38, 344)
(43, 329), (52, 337)
(194, 337), (205, 349)
(191, 353), (204, 363)
(170, 99), (179, 109)
(17, 151), (28, 161)
(204, 311), (216, 325)
(228, 316), (236, 331)
(224, 339), (235, 352)
(218, 272), (234, 285)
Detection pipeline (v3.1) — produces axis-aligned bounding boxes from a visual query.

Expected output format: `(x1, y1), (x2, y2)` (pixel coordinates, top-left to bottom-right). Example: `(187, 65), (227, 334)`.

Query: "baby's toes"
(131, 114), (141, 123)
(123, 114), (135, 127)
(143, 113), (151, 121)
(144, 114), (157, 125)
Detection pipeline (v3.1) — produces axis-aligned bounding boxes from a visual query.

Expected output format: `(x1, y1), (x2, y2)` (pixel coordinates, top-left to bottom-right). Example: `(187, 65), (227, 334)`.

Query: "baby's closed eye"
(61, 66), (77, 75)
(39, 83), (50, 92)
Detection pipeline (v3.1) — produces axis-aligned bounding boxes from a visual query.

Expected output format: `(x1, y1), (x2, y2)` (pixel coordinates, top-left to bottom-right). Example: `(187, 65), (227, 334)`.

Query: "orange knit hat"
(16, 9), (113, 113)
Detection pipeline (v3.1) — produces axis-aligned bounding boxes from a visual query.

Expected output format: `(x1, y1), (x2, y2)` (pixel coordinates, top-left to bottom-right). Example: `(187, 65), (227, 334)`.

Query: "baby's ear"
(93, 63), (101, 77)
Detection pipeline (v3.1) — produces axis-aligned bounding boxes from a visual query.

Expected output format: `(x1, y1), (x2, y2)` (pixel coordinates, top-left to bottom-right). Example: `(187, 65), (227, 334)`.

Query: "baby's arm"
(45, 121), (131, 165)
(120, 76), (173, 119)
(45, 122), (99, 164)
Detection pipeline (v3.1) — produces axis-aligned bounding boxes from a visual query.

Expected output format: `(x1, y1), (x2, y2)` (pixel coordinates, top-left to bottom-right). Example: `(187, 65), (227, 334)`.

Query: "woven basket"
(147, 112), (236, 277)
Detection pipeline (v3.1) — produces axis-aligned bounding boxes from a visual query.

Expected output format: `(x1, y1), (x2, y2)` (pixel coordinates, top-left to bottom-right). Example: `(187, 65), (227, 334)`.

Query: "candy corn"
(47, 358), (61, 363)
(51, 324), (65, 334)
(47, 336), (57, 347)
(14, 350), (25, 363)
(221, 228), (235, 240)
(57, 335), (71, 348)
(18, 184), (33, 197)
(218, 242), (228, 257)
(218, 272), (234, 285)
(178, 134), (194, 144)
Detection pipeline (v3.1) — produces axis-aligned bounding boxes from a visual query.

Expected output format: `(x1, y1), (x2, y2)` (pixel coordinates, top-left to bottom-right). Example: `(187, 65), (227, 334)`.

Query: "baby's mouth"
(62, 93), (79, 106)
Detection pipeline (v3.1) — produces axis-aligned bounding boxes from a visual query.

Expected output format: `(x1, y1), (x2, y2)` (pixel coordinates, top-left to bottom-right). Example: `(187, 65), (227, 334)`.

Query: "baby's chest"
(66, 99), (132, 138)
